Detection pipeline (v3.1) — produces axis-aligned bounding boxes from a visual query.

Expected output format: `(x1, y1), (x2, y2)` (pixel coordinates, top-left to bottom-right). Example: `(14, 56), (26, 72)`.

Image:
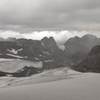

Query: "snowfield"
(0, 68), (81, 87)
(0, 62), (99, 100)
(0, 72), (99, 100)
(0, 58), (43, 72)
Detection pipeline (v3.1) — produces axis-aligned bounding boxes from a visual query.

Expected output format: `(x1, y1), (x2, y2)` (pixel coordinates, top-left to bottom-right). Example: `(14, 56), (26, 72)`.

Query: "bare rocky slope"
(74, 45), (100, 72)
(64, 34), (100, 65)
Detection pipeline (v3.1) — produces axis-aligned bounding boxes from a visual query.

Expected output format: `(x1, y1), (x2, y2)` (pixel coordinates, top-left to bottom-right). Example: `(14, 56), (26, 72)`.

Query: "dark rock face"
(74, 45), (100, 72)
(41, 37), (59, 53)
(12, 66), (42, 77)
(0, 71), (9, 76)
(41, 37), (66, 69)
(16, 39), (44, 60)
(64, 34), (100, 65)
(89, 45), (100, 56)
(0, 66), (42, 77)
(0, 41), (21, 54)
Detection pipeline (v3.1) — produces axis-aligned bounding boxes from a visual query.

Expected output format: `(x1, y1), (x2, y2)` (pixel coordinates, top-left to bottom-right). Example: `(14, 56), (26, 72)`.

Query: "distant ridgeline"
(0, 34), (100, 77)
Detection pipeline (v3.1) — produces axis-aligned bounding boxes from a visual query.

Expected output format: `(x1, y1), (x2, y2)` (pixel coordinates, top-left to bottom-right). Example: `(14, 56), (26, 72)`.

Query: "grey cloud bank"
(0, 0), (100, 32)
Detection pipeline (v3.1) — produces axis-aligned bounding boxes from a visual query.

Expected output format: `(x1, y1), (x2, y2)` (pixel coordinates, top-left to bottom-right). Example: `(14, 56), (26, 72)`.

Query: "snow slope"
(0, 73), (99, 100)
(0, 68), (81, 87)
(0, 59), (42, 72)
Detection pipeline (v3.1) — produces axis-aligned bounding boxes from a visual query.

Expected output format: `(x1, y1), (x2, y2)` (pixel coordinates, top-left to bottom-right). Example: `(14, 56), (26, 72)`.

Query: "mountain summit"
(64, 34), (100, 65)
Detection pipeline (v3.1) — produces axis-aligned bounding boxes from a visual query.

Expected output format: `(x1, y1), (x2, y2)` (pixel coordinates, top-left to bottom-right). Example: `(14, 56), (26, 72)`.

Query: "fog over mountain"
(0, 0), (100, 45)
(0, 30), (100, 46)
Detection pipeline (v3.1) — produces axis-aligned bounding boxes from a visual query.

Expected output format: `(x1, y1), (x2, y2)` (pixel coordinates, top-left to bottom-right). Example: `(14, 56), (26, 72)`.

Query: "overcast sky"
(0, 0), (100, 41)
(0, 0), (100, 32)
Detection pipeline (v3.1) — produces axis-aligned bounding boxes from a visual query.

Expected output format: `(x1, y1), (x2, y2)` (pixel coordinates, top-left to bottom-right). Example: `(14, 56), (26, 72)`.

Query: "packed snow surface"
(0, 58), (43, 72)
(0, 71), (99, 100)
(0, 64), (99, 100)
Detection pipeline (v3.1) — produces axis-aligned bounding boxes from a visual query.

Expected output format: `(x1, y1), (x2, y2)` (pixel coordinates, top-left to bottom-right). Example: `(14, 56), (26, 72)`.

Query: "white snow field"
(0, 59), (99, 100)
(0, 68), (81, 87)
(0, 68), (99, 100)
(0, 73), (99, 100)
(0, 58), (43, 72)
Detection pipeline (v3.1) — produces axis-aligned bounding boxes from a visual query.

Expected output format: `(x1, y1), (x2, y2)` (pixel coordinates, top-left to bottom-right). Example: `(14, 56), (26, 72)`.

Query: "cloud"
(0, 0), (100, 32)
(1, 30), (99, 45)
(0, 30), (23, 39)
